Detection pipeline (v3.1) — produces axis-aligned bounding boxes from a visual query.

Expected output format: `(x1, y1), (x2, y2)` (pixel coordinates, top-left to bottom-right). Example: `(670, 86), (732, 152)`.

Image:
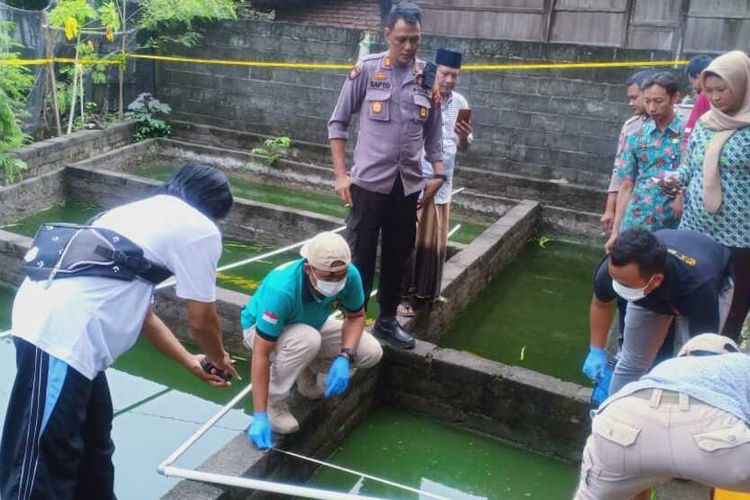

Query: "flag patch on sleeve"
(262, 311), (279, 325)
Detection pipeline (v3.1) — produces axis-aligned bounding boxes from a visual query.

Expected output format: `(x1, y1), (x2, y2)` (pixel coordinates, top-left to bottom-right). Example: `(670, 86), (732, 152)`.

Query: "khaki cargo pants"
(243, 318), (383, 403)
(575, 389), (750, 499)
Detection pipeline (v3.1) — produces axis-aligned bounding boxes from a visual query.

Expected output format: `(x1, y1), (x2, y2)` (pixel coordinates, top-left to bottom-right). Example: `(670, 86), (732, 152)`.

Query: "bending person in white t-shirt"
(0, 163), (239, 500)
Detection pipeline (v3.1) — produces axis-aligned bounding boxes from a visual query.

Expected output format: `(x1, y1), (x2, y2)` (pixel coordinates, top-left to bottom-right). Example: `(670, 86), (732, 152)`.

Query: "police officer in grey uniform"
(328, 1), (445, 349)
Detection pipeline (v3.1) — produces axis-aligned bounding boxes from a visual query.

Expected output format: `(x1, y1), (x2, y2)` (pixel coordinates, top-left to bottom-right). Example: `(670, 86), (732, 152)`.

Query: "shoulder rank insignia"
(383, 56), (392, 69)
(667, 248), (696, 266)
(349, 65), (361, 80)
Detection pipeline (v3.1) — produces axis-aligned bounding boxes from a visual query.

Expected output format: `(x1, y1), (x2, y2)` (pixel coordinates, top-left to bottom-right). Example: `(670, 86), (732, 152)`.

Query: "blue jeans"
(609, 282), (734, 395)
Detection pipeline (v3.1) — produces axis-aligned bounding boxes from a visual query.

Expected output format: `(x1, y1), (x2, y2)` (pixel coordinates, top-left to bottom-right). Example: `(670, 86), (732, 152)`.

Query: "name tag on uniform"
(369, 80), (392, 90)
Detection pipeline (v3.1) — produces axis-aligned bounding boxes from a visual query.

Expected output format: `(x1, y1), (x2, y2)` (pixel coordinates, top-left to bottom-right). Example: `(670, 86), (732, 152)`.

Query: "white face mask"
(612, 279), (648, 302)
(311, 270), (347, 298)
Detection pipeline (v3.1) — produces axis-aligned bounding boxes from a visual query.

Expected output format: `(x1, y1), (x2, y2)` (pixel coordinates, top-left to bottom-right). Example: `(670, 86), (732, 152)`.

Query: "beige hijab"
(699, 50), (750, 213)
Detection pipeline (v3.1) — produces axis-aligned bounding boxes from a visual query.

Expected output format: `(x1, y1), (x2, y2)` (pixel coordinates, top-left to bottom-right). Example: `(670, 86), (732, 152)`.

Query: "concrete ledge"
(410, 200), (540, 342)
(68, 135), (508, 224)
(0, 169), (67, 227)
(454, 165), (607, 213)
(541, 205), (603, 244)
(63, 166), (341, 247)
(162, 368), (380, 500)
(380, 340), (590, 463)
(6, 122), (136, 184)
(169, 121), (606, 214)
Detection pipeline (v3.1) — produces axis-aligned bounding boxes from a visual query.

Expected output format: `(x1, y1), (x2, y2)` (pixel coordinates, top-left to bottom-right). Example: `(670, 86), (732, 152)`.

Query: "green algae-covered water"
(134, 165), (487, 244)
(2, 202), (102, 237)
(441, 240), (604, 385)
(308, 407), (577, 499)
(0, 285), (253, 500)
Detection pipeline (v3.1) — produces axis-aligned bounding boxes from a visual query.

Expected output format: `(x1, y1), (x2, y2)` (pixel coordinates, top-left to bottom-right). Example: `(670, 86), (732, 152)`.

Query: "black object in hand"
(200, 359), (232, 382)
(422, 61), (437, 90)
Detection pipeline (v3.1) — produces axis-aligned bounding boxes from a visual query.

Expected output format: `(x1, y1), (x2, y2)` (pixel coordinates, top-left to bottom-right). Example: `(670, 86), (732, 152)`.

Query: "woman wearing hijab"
(675, 50), (750, 342)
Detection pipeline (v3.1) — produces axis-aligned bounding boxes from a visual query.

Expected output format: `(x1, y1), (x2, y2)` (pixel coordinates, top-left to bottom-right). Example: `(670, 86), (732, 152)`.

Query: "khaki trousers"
(244, 318), (383, 403)
(575, 389), (750, 500)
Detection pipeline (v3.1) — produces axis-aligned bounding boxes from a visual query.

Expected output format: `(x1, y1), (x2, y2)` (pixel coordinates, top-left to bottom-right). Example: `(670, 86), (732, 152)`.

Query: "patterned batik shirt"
(608, 114), (648, 192)
(616, 115), (686, 231)
(678, 122), (750, 247)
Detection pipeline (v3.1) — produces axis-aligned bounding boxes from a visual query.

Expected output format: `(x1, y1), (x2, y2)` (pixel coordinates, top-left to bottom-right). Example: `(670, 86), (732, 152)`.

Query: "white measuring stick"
(447, 223), (462, 239)
(158, 383), (428, 499)
(273, 447), (450, 500)
(159, 383), (253, 469)
(159, 465), (383, 500)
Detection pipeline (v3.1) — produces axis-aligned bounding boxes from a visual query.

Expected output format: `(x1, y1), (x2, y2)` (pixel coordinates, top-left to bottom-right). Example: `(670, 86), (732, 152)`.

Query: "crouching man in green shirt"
(242, 232), (383, 448)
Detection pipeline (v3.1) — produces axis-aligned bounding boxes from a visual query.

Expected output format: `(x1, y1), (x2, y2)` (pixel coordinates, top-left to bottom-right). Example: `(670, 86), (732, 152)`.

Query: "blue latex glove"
(324, 355), (350, 398)
(590, 365), (613, 408)
(582, 347), (608, 383)
(247, 411), (272, 449)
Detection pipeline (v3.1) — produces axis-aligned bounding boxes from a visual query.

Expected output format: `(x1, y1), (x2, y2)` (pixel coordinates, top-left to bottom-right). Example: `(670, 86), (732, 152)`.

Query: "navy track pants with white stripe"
(0, 337), (116, 500)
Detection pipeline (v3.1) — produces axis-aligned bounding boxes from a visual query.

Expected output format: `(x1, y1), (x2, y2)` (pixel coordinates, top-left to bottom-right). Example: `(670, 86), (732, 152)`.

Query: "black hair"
(610, 229), (667, 277)
(160, 163), (233, 219)
(642, 71), (680, 96)
(386, 1), (422, 29)
(625, 69), (655, 88)
(686, 55), (713, 78)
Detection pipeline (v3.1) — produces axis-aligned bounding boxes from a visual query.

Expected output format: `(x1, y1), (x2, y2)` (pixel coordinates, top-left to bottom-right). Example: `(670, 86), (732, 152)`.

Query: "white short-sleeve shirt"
(12, 195), (222, 380)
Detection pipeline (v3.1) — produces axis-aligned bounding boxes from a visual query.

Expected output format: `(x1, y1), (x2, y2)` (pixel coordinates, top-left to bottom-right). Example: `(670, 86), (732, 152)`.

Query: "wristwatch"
(340, 347), (357, 362)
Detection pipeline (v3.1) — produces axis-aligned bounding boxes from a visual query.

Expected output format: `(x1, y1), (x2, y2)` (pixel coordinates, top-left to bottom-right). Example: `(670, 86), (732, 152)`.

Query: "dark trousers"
(723, 247), (750, 342)
(0, 338), (115, 500)
(345, 177), (419, 318)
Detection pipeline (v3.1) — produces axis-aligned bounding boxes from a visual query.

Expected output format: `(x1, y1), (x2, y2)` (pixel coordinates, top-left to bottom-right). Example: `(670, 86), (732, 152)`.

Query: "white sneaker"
(296, 368), (324, 400)
(268, 399), (299, 434)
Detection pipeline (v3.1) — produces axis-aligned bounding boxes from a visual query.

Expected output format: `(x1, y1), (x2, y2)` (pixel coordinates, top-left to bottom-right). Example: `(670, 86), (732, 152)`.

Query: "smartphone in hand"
(457, 108), (472, 125)
(422, 61), (437, 90)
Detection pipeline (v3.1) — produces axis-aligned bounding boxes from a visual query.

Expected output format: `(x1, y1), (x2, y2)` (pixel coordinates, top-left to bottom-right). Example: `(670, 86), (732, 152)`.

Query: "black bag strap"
(93, 245), (173, 285)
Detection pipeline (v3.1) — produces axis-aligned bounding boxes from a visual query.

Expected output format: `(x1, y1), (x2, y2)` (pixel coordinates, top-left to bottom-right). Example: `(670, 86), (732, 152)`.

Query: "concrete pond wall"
(0, 127), (710, 498)
(0, 162), (595, 499)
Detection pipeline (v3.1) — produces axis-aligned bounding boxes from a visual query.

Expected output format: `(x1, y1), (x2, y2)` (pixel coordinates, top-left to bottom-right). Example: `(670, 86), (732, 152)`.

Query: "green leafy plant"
(127, 93), (172, 141)
(0, 88), (29, 185)
(48, 0), (121, 134)
(137, 0), (237, 49)
(251, 136), (292, 167)
(0, 22), (32, 185)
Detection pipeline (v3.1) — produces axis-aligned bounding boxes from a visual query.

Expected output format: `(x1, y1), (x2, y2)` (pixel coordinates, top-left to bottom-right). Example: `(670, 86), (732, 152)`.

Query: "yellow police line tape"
(2, 54), (688, 71)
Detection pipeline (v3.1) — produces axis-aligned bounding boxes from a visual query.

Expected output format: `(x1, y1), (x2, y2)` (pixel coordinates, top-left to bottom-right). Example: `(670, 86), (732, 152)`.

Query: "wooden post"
(621, 0), (635, 48)
(543, 0), (556, 43)
(674, 0), (691, 61)
(118, 0), (126, 119)
(43, 13), (62, 136)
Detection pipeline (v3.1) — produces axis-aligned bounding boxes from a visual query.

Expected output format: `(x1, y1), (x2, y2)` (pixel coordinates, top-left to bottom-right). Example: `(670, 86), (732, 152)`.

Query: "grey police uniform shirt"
(327, 51), (444, 197)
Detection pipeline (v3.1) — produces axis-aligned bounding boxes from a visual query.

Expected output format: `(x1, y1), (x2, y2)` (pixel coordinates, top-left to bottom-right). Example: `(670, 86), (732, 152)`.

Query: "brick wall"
(157, 19), (675, 190)
(273, 0), (382, 31)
